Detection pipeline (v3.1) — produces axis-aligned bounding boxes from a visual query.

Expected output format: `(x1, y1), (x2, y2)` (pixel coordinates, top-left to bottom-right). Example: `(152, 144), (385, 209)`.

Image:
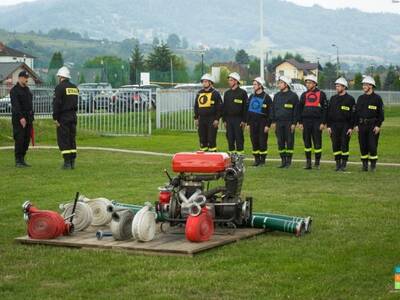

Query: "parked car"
(112, 84), (160, 112)
(0, 94), (11, 113)
(174, 83), (202, 90)
(78, 83), (113, 113)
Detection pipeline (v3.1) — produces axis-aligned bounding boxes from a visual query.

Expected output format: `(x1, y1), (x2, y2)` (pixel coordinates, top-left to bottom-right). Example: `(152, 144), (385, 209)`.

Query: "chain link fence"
(0, 85), (152, 136)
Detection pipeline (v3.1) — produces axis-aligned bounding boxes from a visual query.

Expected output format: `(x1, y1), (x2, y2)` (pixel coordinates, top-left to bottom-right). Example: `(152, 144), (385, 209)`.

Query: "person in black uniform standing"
(10, 71), (34, 168)
(222, 72), (248, 155)
(194, 74), (223, 152)
(326, 77), (356, 171)
(354, 76), (384, 172)
(271, 76), (299, 168)
(298, 75), (328, 170)
(53, 66), (79, 169)
(247, 77), (272, 167)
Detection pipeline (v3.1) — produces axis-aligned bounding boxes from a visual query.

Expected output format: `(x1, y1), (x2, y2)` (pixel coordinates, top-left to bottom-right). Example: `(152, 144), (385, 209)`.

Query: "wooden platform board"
(15, 227), (266, 257)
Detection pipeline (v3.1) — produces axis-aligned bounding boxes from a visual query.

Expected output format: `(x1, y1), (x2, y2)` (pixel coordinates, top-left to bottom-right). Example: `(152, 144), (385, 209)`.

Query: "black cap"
(18, 70), (29, 78)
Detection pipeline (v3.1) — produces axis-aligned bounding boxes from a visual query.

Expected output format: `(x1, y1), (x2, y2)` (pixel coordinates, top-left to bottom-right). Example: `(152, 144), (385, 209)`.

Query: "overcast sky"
(1, 0), (400, 14)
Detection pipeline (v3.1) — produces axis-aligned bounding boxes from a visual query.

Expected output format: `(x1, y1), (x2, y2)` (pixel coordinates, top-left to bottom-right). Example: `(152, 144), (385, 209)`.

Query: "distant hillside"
(0, 0), (399, 64)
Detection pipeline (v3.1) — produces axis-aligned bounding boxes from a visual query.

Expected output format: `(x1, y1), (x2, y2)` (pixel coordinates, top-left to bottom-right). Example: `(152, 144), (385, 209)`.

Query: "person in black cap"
(53, 66), (79, 169)
(10, 70), (34, 167)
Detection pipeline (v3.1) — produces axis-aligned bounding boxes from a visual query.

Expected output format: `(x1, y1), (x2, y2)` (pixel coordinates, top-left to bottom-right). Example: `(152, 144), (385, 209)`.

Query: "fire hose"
(131, 203), (157, 242)
(110, 209), (134, 240)
(59, 201), (93, 232)
(250, 215), (306, 237)
(252, 212), (312, 233)
(78, 195), (112, 226)
(23, 201), (72, 239)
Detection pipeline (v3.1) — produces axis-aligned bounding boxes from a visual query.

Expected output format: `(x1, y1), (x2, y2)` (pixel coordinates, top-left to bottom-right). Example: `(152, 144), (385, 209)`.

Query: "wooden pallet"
(15, 227), (266, 257)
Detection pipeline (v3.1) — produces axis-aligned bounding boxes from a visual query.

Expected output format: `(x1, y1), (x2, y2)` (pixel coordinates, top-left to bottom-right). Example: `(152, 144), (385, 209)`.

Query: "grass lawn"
(0, 107), (399, 299)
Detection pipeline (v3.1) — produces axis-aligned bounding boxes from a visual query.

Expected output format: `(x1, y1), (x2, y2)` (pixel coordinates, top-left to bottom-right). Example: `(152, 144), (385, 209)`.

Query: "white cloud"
(284, 0), (400, 14)
(0, 0), (39, 6)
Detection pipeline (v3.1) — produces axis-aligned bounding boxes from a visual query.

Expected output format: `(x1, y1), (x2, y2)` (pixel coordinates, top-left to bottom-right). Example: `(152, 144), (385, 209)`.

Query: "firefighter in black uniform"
(354, 76), (384, 172)
(271, 76), (299, 168)
(326, 77), (356, 171)
(222, 72), (248, 155)
(53, 66), (79, 169)
(298, 75), (328, 170)
(247, 77), (272, 167)
(10, 71), (34, 167)
(194, 74), (223, 152)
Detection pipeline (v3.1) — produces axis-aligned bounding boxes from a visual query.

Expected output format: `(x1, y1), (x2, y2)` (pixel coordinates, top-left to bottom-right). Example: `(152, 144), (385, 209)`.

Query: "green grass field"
(0, 108), (399, 299)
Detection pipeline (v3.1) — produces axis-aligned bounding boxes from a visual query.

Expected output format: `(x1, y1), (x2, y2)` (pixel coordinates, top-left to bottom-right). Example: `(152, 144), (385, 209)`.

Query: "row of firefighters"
(10, 67), (384, 172)
(194, 72), (384, 172)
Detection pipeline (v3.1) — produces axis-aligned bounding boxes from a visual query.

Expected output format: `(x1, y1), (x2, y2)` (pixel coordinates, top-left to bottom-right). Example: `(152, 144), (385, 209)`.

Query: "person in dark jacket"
(194, 73), (223, 152)
(298, 75), (328, 170)
(223, 72), (248, 155)
(10, 70), (34, 167)
(326, 77), (356, 171)
(247, 77), (272, 167)
(271, 76), (299, 168)
(53, 66), (79, 169)
(354, 76), (384, 172)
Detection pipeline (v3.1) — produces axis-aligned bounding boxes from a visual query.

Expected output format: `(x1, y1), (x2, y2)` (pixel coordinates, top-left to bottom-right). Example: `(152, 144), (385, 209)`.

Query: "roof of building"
(0, 42), (35, 59)
(275, 59), (321, 71)
(0, 62), (42, 83)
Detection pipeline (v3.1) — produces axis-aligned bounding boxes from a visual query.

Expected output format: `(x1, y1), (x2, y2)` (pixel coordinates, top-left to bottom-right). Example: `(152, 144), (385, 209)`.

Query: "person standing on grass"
(271, 76), (299, 168)
(298, 74), (328, 170)
(10, 70), (34, 168)
(354, 76), (384, 172)
(53, 66), (79, 170)
(246, 77), (272, 167)
(222, 72), (248, 155)
(326, 77), (356, 172)
(194, 74), (223, 152)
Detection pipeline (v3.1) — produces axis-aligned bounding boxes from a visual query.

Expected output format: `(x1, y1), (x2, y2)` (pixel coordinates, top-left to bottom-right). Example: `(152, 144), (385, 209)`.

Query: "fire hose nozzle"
(22, 201), (32, 213)
(96, 230), (112, 240)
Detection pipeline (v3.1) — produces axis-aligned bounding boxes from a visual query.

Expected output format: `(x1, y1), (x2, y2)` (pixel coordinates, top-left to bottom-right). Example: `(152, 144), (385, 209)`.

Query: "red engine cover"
(172, 151), (231, 173)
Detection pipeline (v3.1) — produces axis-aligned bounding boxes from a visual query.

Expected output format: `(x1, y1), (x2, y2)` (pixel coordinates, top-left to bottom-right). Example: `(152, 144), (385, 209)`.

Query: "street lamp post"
(332, 44), (340, 78)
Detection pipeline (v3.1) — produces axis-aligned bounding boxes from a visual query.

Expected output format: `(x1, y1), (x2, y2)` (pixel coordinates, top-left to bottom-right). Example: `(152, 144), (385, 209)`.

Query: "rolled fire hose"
(110, 210), (134, 240)
(252, 212), (312, 233)
(250, 215), (305, 237)
(79, 195), (112, 226)
(23, 201), (72, 239)
(60, 201), (93, 232)
(131, 203), (157, 242)
(185, 207), (214, 242)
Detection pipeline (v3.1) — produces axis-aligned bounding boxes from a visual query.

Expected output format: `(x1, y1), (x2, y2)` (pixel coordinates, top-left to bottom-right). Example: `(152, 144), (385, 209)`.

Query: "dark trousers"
(249, 119), (268, 155)
(12, 119), (31, 160)
(303, 119), (322, 160)
(225, 116), (244, 153)
(198, 116), (218, 151)
(358, 124), (379, 161)
(57, 121), (77, 160)
(330, 122), (351, 161)
(275, 121), (295, 157)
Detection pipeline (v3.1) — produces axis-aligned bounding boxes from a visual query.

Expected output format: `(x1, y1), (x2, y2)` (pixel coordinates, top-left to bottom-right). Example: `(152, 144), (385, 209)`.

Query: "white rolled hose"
(110, 210), (134, 240)
(131, 203), (157, 242)
(60, 201), (93, 232)
(79, 195), (112, 226)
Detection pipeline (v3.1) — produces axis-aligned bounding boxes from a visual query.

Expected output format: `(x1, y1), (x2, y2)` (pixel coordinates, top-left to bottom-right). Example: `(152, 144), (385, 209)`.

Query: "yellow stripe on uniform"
(333, 151), (342, 156)
(304, 148), (312, 152)
(66, 88), (79, 96)
(361, 155), (369, 159)
(369, 155), (378, 160)
(314, 149), (322, 153)
(259, 150), (268, 155)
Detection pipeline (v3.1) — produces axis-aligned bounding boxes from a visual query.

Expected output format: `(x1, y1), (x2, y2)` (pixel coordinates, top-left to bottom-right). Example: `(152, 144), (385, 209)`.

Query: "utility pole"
(170, 57), (174, 84)
(332, 44), (340, 78)
(259, 0), (265, 80)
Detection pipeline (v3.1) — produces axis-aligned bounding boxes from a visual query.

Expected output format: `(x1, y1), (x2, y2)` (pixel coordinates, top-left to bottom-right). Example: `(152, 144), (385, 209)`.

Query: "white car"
(0, 94), (11, 113)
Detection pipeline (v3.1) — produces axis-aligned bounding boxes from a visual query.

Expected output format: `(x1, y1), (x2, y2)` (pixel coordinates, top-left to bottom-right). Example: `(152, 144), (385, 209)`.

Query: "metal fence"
(0, 85), (152, 136)
(156, 89), (400, 132)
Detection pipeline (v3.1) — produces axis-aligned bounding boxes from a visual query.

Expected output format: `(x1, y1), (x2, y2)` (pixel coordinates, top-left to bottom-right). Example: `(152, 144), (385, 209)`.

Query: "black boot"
(70, 153), (76, 169)
(252, 154), (260, 167)
(335, 160), (341, 171)
(370, 160), (377, 172)
(341, 157), (348, 171)
(15, 156), (26, 168)
(278, 154), (286, 168)
(314, 154), (321, 170)
(361, 159), (368, 172)
(258, 154), (266, 166)
(304, 159), (312, 170)
(62, 154), (72, 170)
(285, 155), (292, 168)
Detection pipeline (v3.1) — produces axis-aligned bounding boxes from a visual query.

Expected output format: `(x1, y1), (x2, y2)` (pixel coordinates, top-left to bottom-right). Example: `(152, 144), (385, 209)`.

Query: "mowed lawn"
(0, 107), (399, 299)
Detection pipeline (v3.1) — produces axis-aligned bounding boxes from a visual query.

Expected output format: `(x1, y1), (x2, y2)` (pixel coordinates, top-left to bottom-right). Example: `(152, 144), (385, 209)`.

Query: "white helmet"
(335, 77), (348, 88)
(278, 76), (292, 86)
(200, 73), (214, 83)
(362, 75), (376, 87)
(56, 66), (71, 79)
(304, 74), (318, 84)
(228, 72), (241, 83)
(253, 77), (265, 88)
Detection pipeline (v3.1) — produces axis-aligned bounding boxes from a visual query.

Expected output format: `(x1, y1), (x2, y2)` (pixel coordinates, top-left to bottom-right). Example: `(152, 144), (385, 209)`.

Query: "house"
(0, 62), (42, 86)
(274, 59), (321, 82)
(0, 42), (35, 70)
